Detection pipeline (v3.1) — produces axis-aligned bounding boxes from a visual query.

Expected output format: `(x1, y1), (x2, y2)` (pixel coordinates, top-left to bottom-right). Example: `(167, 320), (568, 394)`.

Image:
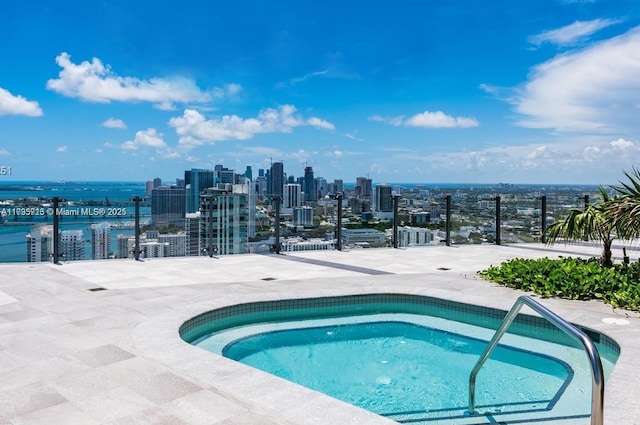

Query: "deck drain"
(437, 267), (451, 271)
(88, 287), (107, 292)
(261, 277), (277, 281)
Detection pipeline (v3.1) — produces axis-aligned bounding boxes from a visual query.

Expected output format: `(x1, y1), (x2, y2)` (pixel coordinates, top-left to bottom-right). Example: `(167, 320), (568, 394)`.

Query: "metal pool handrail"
(468, 295), (604, 425)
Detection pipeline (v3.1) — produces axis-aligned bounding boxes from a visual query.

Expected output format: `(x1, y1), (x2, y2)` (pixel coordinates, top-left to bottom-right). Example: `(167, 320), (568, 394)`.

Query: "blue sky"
(1, 0), (639, 185)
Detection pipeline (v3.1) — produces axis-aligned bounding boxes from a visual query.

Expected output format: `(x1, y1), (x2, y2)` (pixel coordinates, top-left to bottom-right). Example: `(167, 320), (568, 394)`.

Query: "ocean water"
(0, 181), (147, 263)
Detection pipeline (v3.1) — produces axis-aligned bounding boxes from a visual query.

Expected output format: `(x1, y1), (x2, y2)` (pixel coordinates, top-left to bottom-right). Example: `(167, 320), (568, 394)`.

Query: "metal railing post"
(274, 195), (281, 254)
(52, 197), (60, 264)
(336, 193), (343, 251)
(540, 195), (547, 244)
(495, 195), (501, 245)
(393, 194), (399, 248)
(132, 196), (141, 261)
(445, 195), (451, 246)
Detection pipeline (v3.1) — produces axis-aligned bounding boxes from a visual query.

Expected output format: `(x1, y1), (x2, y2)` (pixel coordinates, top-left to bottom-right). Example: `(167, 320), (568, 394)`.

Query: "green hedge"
(479, 257), (640, 312)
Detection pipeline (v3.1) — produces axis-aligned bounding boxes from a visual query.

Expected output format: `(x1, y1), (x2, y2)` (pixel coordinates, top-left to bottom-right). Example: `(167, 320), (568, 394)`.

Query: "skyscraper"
(184, 168), (214, 213)
(26, 225), (52, 262)
(283, 183), (302, 213)
(356, 177), (372, 199)
(91, 223), (111, 260)
(375, 184), (393, 211)
(245, 165), (253, 181)
(270, 161), (284, 198)
(151, 186), (186, 226)
(304, 166), (315, 202)
(199, 187), (248, 255)
(60, 229), (84, 261)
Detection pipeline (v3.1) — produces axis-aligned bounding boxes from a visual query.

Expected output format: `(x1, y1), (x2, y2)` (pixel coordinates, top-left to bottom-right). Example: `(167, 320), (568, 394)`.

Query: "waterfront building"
(293, 206), (314, 227)
(91, 222), (111, 260)
(141, 241), (167, 259)
(145, 180), (154, 197)
(199, 187), (248, 256)
(117, 234), (130, 259)
(341, 228), (386, 248)
(26, 225), (52, 262)
(59, 229), (84, 261)
(185, 169), (215, 213)
(151, 185), (186, 227)
(158, 234), (188, 257)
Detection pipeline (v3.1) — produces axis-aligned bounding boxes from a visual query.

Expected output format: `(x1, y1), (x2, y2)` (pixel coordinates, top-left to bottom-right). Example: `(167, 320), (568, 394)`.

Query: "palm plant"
(546, 187), (619, 267)
(608, 167), (640, 241)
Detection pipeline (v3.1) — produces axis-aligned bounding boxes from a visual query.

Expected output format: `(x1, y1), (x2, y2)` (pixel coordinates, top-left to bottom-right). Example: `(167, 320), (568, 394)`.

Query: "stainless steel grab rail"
(468, 295), (604, 425)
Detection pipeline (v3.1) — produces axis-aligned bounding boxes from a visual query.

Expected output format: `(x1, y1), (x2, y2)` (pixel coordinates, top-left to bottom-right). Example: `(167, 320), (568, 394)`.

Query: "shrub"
(479, 257), (640, 311)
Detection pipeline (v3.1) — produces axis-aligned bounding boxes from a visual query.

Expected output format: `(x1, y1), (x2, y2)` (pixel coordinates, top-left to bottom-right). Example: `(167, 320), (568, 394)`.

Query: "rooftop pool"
(180, 293), (619, 425)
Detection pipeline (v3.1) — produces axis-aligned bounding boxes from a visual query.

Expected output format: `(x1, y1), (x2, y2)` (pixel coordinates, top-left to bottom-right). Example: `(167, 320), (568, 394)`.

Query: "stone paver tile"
(106, 408), (191, 425)
(10, 402), (100, 425)
(73, 344), (135, 368)
(71, 386), (154, 423)
(126, 372), (203, 404)
(0, 382), (66, 419)
(163, 390), (248, 425)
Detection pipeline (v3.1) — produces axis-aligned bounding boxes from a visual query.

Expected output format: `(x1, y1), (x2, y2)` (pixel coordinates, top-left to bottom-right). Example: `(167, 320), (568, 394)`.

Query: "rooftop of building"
(1, 243), (639, 424)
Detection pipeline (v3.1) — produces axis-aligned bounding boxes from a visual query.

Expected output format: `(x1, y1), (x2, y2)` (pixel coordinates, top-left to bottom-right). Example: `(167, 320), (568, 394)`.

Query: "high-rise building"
(184, 169), (214, 213)
(26, 225), (52, 262)
(60, 229), (84, 261)
(145, 180), (154, 197)
(185, 212), (201, 256)
(158, 234), (187, 257)
(374, 184), (394, 220)
(356, 177), (372, 199)
(117, 234), (131, 259)
(333, 179), (344, 194)
(304, 166), (315, 202)
(151, 186), (186, 226)
(91, 223), (111, 260)
(245, 165), (253, 181)
(293, 206), (314, 227)
(315, 177), (328, 199)
(283, 183), (302, 213)
(270, 162), (284, 198)
(153, 177), (162, 189)
(199, 187), (248, 255)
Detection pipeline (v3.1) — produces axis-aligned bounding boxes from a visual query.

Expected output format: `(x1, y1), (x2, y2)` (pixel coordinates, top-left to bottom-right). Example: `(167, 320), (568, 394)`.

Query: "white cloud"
(46, 52), (240, 109)
(611, 138), (634, 149)
(529, 19), (620, 46)
(56, 146), (68, 152)
(345, 133), (364, 141)
(307, 117), (335, 130)
(169, 105), (335, 146)
(0, 148), (10, 156)
(0, 87), (43, 117)
(102, 118), (127, 129)
(121, 128), (167, 150)
(370, 110), (479, 129)
(513, 26), (640, 132)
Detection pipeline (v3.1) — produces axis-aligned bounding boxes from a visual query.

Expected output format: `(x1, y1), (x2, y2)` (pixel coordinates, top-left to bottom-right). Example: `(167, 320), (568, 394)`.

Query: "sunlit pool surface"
(184, 295), (619, 424)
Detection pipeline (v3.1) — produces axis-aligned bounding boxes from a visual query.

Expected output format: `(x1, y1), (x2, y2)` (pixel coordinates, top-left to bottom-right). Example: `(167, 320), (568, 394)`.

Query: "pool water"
(184, 295), (619, 424)
(223, 321), (572, 418)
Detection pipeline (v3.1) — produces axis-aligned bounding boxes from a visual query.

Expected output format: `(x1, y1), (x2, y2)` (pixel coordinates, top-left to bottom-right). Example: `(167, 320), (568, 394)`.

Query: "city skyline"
(1, 1), (640, 185)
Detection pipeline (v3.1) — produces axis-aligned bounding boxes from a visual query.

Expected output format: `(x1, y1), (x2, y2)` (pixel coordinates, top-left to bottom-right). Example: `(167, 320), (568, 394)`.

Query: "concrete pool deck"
(1, 243), (639, 424)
